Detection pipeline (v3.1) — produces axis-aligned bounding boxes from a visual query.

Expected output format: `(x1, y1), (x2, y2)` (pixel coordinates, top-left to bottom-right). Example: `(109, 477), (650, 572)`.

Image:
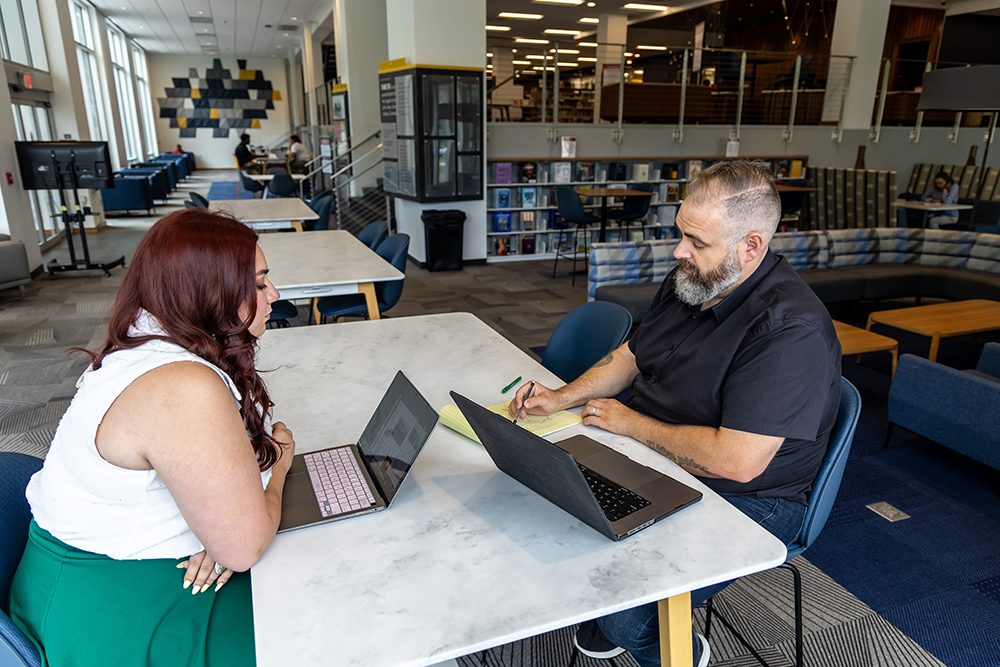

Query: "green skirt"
(9, 521), (256, 667)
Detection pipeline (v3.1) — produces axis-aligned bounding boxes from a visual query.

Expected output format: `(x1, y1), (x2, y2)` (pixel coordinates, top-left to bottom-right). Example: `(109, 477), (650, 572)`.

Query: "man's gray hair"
(685, 161), (781, 247)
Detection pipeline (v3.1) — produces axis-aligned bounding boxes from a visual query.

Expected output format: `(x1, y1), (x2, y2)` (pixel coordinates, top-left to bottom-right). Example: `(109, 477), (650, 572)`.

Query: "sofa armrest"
(0, 240), (31, 291)
(977, 342), (1000, 378)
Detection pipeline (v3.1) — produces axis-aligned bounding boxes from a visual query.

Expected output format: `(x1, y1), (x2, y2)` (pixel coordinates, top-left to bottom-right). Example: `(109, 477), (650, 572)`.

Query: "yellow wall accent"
(210, 108), (219, 119)
(177, 118), (187, 128)
(251, 119), (261, 129)
(379, 58), (407, 72)
(331, 83), (348, 93)
(239, 70), (254, 80)
(191, 89), (201, 99)
(272, 90), (282, 101)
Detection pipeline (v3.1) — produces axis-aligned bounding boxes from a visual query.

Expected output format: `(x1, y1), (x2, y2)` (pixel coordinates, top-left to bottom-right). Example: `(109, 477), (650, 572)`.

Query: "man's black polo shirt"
(235, 142), (255, 169)
(626, 250), (841, 504)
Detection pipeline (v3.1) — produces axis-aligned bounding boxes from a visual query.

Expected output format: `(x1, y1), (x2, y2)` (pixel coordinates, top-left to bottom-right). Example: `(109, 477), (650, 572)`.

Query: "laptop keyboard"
(304, 449), (378, 518)
(579, 465), (651, 523)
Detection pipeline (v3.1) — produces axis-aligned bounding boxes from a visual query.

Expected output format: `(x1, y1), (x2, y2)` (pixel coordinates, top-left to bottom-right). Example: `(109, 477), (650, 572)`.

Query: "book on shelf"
(790, 160), (804, 178)
(608, 183), (626, 205)
(663, 183), (680, 202)
(491, 211), (512, 233)
(493, 188), (511, 209)
(608, 163), (627, 181)
(494, 237), (510, 256)
(576, 230), (592, 253)
(662, 162), (681, 179)
(775, 159), (791, 179)
(521, 235), (536, 255)
(629, 230), (645, 242)
(688, 160), (703, 178)
(553, 162), (573, 183)
(521, 211), (536, 231)
(520, 187), (537, 208)
(494, 162), (513, 184)
(578, 161), (596, 182)
(518, 162), (538, 183)
(549, 210), (567, 230)
(575, 184), (592, 204)
(659, 206), (677, 226)
(632, 163), (650, 182)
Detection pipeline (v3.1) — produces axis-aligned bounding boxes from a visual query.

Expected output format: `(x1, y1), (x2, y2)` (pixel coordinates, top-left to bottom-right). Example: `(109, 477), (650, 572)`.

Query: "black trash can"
(421, 209), (466, 272)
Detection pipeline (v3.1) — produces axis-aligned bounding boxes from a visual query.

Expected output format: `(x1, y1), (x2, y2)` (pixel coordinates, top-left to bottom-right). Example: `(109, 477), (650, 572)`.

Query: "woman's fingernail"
(176, 562), (187, 569)
(191, 585), (199, 595)
(200, 584), (211, 593)
(183, 580), (192, 590)
(215, 581), (224, 592)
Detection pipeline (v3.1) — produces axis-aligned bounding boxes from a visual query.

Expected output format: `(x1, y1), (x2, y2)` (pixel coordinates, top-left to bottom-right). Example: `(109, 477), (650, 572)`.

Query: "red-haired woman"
(9, 209), (294, 666)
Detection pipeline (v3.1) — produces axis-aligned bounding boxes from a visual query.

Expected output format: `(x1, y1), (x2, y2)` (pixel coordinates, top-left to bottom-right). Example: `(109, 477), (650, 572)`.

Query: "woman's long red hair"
(80, 209), (280, 471)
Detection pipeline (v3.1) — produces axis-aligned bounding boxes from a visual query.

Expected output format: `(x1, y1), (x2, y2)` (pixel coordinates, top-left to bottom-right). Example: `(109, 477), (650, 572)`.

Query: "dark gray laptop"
(451, 391), (702, 541)
(279, 372), (438, 533)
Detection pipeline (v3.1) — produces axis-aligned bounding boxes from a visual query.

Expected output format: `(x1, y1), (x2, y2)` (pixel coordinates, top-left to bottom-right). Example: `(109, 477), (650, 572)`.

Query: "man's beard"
(674, 248), (743, 307)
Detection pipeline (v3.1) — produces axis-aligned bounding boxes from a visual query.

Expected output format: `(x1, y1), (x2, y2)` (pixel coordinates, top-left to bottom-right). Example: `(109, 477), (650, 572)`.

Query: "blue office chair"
(606, 183), (654, 242)
(703, 377), (862, 667)
(265, 173), (298, 199)
(308, 195), (334, 232)
(357, 220), (389, 250)
(267, 166), (288, 175)
(542, 302), (633, 383)
(183, 200), (201, 210)
(314, 234), (410, 324)
(266, 300), (299, 328)
(552, 185), (601, 286)
(237, 171), (265, 199)
(0, 452), (44, 667)
(188, 192), (209, 209)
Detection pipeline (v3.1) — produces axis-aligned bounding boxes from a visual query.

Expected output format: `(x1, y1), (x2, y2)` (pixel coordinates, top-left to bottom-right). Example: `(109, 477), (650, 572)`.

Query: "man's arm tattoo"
(646, 440), (712, 475)
(592, 353), (614, 368)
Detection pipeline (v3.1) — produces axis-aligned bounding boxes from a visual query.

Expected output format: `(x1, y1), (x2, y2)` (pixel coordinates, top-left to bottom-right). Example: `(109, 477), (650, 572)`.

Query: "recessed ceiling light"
(555, 48), (579, 53)
(515, 37), (549, 44)
(623, 3), (669, 10)
(512, 60), (531, 65)
(283, 33), (289, 36)
(119, 6), (125, 10)
(498, 12), (543, 19)
(636, 45), (667, 50)
(579, 41), (598, 47)
(544, 29), (581, 35)
(587, 1), (596, 5)
(525, 55), (550, 59)
(277, 45), (282, 48)
(511, 48), (517, 53)
(486, 64), (493, 68)
(486, 52), (494, 57)
(578, 56), (597, 61)
(290, 16), (297, 20)
(533, 0), (582, 4)
(579, 17), (599, 23)
(485, 25), (511, 31)
(197, 10), (203, 14)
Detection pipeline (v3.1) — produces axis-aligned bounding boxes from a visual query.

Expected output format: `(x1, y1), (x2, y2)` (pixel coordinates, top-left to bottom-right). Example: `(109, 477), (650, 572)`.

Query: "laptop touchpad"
(283, 473), (318, 503)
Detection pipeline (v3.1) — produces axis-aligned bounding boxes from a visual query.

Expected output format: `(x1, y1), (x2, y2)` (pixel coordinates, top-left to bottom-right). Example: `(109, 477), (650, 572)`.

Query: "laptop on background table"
(278, 371), (439, 533)
(451, 391), (702, 541)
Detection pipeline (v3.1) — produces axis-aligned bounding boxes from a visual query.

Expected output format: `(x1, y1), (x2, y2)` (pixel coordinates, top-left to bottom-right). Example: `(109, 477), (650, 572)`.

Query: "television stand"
(46, 163), (125, 277)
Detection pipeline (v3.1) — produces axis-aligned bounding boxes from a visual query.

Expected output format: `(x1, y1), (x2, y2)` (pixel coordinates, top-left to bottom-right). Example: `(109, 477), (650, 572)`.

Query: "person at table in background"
(286, 134), (310, 173)
(9, 209), (295, 667)
(235, 132), (263, 173)
(509, 161), (841, 667)
(172, 143), (184, 154)
(921, 171), (960, 229)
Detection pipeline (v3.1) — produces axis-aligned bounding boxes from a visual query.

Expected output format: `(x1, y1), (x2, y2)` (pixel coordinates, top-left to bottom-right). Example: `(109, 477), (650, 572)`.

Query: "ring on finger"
(214, 562), (226, 576)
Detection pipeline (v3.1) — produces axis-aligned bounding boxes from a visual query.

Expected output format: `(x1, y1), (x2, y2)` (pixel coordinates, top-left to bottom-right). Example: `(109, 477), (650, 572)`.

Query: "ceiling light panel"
(579, 17), (599, 23)
(533, 0), (582, 4)
(515, 37), (549, 44)
(544, 29), (581, 35)
(579, 42), (598, 47)
(497, 12), (543, 20)
(623, 3), (669, 10)
(485, 25), (511, 31)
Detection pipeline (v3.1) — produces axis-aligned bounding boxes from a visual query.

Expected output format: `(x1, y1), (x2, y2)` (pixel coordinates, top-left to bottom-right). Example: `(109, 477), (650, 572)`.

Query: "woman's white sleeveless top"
(26, 310), (272, 560)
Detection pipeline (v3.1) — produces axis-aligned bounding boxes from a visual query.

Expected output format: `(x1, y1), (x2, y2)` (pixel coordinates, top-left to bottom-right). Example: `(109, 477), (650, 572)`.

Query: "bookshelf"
(484, 156), (808, 262)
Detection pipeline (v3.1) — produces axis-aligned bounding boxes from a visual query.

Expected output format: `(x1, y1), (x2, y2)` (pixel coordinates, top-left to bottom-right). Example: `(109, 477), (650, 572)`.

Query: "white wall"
(146, 55), (291, 169)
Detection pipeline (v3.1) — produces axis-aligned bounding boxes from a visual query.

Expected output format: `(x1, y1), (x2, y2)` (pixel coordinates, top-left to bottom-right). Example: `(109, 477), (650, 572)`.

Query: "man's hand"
(507, 382), (565, 418)
(581, 398), (637, 437)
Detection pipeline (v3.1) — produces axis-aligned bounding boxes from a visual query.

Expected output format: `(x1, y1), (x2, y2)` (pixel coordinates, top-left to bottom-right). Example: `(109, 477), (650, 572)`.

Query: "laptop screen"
(357, 371), (438, 504)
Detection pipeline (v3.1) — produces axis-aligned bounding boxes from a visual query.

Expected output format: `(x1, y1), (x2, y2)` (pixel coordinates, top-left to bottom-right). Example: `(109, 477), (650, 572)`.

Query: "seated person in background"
(509, 161), (841, 667)
(921, 171), (959, 229)
(286, 134), (310, 173)
(9, 209), (295, 667)
(172, 143), (184, 154)
(235, 132), (262, 173)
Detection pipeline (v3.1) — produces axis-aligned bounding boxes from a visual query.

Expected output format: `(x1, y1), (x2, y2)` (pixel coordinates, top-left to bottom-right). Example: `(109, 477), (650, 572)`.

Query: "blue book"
(494, 188), (511, 209)
(492, 211), (512, 232)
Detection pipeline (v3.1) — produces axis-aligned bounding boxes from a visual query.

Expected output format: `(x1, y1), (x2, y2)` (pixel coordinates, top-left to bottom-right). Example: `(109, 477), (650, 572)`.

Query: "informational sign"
(560, 136), (577, 159)
(726, 137), (740, 157)
(320, 138), (333, 175)
(693, 21), (705, 73)
(602, 64), (621, 87)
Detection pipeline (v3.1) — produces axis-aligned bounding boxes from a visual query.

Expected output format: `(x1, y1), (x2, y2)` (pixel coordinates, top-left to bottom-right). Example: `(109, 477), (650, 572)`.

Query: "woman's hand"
(177, 550), (233, 594)
(271, 421), (296, 473)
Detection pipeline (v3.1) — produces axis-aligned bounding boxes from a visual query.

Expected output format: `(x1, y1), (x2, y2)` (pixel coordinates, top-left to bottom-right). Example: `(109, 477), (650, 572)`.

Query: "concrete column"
(828, 0), (891, 130)
(302, 21), (320, 128)
(593, 13), (628, 123)
(384, 0), (487, 264)
(288, 55), (305, 127)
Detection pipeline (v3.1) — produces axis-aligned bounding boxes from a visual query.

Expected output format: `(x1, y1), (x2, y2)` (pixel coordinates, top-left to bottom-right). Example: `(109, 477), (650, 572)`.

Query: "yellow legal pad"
(439, 401), (581, 444)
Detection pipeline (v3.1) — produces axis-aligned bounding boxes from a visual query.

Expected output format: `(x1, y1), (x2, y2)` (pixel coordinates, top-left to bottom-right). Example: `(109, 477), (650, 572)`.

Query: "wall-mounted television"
(14, 141), (114, 190)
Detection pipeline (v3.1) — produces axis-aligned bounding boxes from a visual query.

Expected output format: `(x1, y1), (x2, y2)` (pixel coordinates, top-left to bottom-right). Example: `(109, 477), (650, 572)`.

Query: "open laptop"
(278, 371), (439, 533)
(451, 391), (702, 541)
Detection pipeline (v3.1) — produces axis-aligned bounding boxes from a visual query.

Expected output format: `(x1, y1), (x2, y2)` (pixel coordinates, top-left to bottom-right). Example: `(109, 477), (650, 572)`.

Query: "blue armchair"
(102, 176), (154, 214)
(885, 342), (1000, 471)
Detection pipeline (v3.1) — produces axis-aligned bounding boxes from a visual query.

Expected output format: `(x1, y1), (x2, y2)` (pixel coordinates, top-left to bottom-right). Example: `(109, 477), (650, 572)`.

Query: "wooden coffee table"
(834, 321), (899, 376)
(865, 299), (1000, 362)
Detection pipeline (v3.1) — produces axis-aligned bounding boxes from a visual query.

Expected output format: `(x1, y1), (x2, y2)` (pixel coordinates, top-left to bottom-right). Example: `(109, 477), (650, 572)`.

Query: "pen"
(512, 381), (535, 424)
(501, 376), (522, 394)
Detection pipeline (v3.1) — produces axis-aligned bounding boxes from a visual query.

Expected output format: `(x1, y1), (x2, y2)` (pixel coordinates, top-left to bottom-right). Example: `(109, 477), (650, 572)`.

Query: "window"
(72, 1), (108, 143)
(11, 102), (61, 247)
(0, 0), (49, 69)
(132, 44), (157, 157)
(108, 25), (140, 161)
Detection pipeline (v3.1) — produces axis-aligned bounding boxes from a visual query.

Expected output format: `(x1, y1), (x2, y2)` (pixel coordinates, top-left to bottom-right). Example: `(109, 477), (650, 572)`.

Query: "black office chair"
(267, 166), (289, 175)
(552, 185), (601, 286)
(237, 170), (265, 199)
(606, 183), (654, 242)
(188, 192), (209, 208)
(265, 173), (298, 199)
(183, 200), (201, 210)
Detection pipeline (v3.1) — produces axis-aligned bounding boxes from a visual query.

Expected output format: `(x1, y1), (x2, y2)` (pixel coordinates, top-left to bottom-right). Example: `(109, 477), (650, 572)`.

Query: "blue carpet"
(207, 181), (257, 200)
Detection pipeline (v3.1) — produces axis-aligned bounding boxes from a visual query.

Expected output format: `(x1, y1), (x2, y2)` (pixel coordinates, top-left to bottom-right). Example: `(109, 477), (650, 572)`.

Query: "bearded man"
(509, 160), (841, 667)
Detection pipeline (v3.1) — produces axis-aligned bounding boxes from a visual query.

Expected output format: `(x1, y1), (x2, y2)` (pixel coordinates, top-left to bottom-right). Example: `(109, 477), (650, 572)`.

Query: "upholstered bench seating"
(590, 228), (1000, 325)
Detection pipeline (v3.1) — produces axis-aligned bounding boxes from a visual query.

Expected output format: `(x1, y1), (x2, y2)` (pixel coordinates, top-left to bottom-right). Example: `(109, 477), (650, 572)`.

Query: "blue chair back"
(556, 185), (588, 223)
(267, 166), (288, 175)
(309, 190), (334, 210)
(188, 192), (208, 208)
(375, 234), (410, 310)
(238, 170), (265, 197)
(780, 178), (810, 216)
(266, 174), (297, 198)
(311, 195), (334, 231)
(0, 452), (43, 667)
(542, 302), (633, 383)
(622, 183), (654, 216)
(358, 220), (389, 250)
(788, 377), (861, 558)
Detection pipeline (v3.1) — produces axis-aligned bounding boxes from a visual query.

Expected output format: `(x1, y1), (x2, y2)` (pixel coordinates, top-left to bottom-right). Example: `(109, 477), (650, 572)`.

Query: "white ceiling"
(88, 0), (333, 58)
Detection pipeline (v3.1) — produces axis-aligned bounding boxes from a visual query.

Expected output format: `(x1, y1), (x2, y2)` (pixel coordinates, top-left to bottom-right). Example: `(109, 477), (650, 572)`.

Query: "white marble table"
(252, 313), (787, 667)
(246, 173), (307, 182)
(895, 200), (973, 227)
(257, 230), (403, 321)
(209, 198), (318, 232)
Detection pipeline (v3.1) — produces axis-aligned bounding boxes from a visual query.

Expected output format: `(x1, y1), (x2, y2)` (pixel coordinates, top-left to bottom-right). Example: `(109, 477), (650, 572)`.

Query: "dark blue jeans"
(595, 495), (807, 667)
